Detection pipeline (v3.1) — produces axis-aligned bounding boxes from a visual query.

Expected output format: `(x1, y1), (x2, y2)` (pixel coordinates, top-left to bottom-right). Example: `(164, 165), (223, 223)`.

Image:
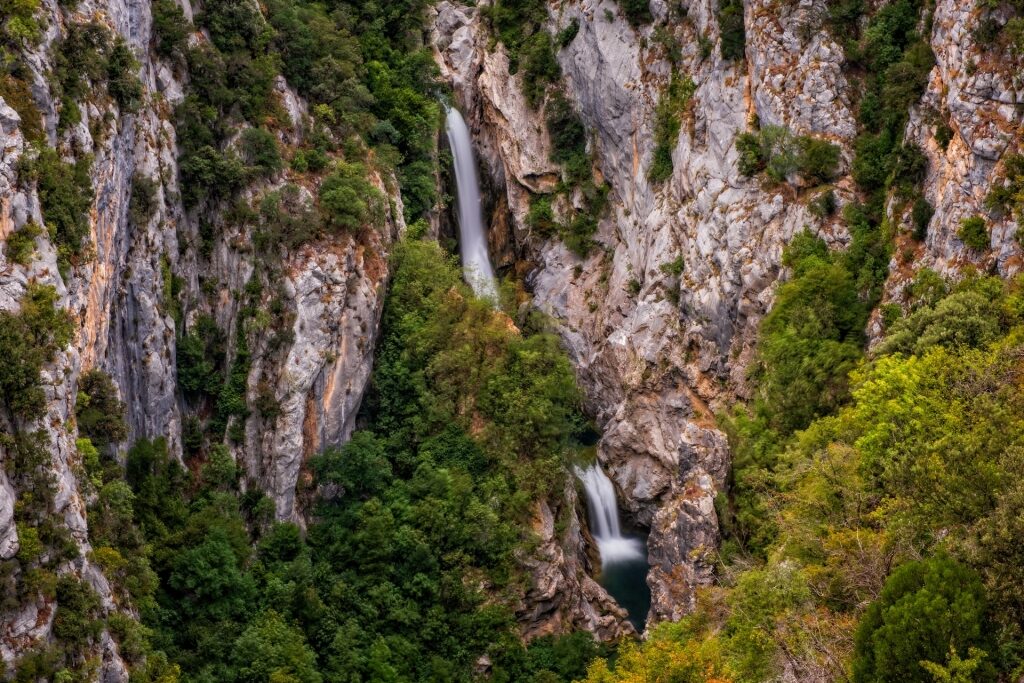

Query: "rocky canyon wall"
(0, 0), (402, 670)
(432, 0), (1023, 625)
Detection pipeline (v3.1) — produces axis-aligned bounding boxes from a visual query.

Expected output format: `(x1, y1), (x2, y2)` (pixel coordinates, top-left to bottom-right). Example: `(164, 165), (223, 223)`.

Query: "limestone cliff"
(0, 0), (401, 670)
(432, 0), (1022, 627)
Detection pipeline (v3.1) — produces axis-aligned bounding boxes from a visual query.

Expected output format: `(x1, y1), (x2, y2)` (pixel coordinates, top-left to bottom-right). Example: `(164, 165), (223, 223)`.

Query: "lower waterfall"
(576, 463), (651, 630)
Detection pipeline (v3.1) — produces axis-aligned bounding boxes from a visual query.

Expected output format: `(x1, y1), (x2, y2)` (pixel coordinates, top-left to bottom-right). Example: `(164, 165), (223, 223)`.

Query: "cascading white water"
(445, 108), (498, 300)
(576, 463), (645, 565)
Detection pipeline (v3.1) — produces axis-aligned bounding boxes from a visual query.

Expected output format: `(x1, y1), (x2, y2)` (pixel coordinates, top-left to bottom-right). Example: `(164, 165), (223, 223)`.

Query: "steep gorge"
(1, 0), (1024, 678)
(432, 0), (1024, 628)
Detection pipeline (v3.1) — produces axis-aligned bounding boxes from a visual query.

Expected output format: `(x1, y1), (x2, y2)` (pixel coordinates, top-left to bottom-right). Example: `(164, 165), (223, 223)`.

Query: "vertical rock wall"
(433, 0), (1022, 627)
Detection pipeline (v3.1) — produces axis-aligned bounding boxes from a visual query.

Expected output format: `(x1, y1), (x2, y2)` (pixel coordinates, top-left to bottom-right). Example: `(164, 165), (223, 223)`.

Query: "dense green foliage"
(75, 369), (129, 447)
(958, 215), (990, 251)
(736, 125), (840, 185)
(18, 147), (94, 275)
(619, 0), (653, 28)
(175, 0), (439, 221)
(852, 555), (994, 683)
(717, 0), (745, 61)
(93, 239), (607, 682)
(0, 284), (74, 420)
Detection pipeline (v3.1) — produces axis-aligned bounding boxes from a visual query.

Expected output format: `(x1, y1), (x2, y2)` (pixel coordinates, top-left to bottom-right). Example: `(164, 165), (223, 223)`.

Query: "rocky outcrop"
(518, 482), (634, 640)
(0, 0), (401, 671)
(895, 0), (1023, 283)
(433, 0), (859, 626)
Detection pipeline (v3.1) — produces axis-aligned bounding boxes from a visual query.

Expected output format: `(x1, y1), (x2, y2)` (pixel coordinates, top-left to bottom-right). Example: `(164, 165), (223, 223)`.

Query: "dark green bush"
(239, 127), (283, 177)
(107, 38), (143, 112)
(177, 314), (226, 397)
(649, 73), (696, 183)
(546, 93), (587, 174)
(76, 370), (128, 447)
(5, 222), (41, 266)
(257, 184), (320, 249)
(180, 145), (246, 206)
(0, 76), (43, 142)
(527, 195), (559, 236)
(620, 0), (653, 27)
(809, 189), (837, 218)
(797, 136), (840, 184)
(520, 30), (559, 107)
(129, 174), (158, 227)
(52, 576), (103, 656)
(911, 196), (933, 240)
(557, 19), (580, 47)
(21, 146), (94, 270)
(958, 215), (989, 250)
(718, 0), (746, 60)
(152, 0), (191, 59)
(852, 555), (994, 683)
(318, 162), (384, 233)
(0, 284), (74, 420)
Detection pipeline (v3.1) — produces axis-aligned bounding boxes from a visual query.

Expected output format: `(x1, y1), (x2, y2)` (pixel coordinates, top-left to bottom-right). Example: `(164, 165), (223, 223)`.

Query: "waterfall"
(445, 108), (498, 300)
(576, 463), (645, 565)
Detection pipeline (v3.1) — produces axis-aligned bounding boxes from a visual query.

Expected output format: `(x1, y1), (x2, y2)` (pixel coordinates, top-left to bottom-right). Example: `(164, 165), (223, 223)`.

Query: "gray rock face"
(0, 0), (400, 671)
(886, 0), (1024, 296)
(434, 0), (1024, 632)
(433, 0), (856, 627)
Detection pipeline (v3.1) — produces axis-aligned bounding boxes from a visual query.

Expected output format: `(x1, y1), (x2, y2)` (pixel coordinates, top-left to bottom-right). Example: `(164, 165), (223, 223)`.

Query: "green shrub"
(107, 38), (143, 112)
(52, 576), (103, 655)
(318, 162), (384, 233)
(649, 73), (696, 183)
(20, 146), (94, 271)
(152, 0), (191, 59)
(809, 189), (837, 218)
(911, 196), (933, 240)
(76, 370), (128, 446)
(5, 222), (42, 265)
(752, 231), (867, 433)
(718, 0), (745, 60)
(129, 174), (158, 227)
(852, 555), (993, 683)
(527, 195), (559, 236)
(520, 30), (559, 107)
(620, 0), (652, 27)
(797, 136), (840, 183)
(0, 76), (43, 142)
(556, 19), (580, 47)
(0, 284), (74, 419)
(177, 314), (226, 397)
(179, 146), (246, 206)
(958, 215), (988, 251)
(257, 184), (320, 249)
(482, 0), (548, 74)
(737, 126), (835, 184)
(239, 127), (282, 177)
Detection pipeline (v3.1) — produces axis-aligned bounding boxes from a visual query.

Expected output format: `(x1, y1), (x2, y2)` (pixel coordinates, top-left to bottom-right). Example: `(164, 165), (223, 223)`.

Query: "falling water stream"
(445, 108), (498, 300)
(445, 106), (650, 629)
(576, 464), (651, 630)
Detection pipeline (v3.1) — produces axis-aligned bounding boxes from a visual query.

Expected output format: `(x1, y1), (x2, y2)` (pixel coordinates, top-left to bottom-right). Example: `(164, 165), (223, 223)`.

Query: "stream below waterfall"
(577, 463), (651, 631)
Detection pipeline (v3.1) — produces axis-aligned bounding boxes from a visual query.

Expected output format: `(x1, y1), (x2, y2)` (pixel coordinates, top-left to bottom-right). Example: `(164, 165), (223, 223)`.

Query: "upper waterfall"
(576, 463), (645, 565)
(445, 108), (498, 300)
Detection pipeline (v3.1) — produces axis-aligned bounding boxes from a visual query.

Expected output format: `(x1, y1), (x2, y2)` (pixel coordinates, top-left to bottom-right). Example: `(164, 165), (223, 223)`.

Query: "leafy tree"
(958, 216), (989, 251)
(852, 556), (993, 683)
(76, 369), (128, 446)
(318, 162), (384, 232)
(233, 612), (322, 683)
